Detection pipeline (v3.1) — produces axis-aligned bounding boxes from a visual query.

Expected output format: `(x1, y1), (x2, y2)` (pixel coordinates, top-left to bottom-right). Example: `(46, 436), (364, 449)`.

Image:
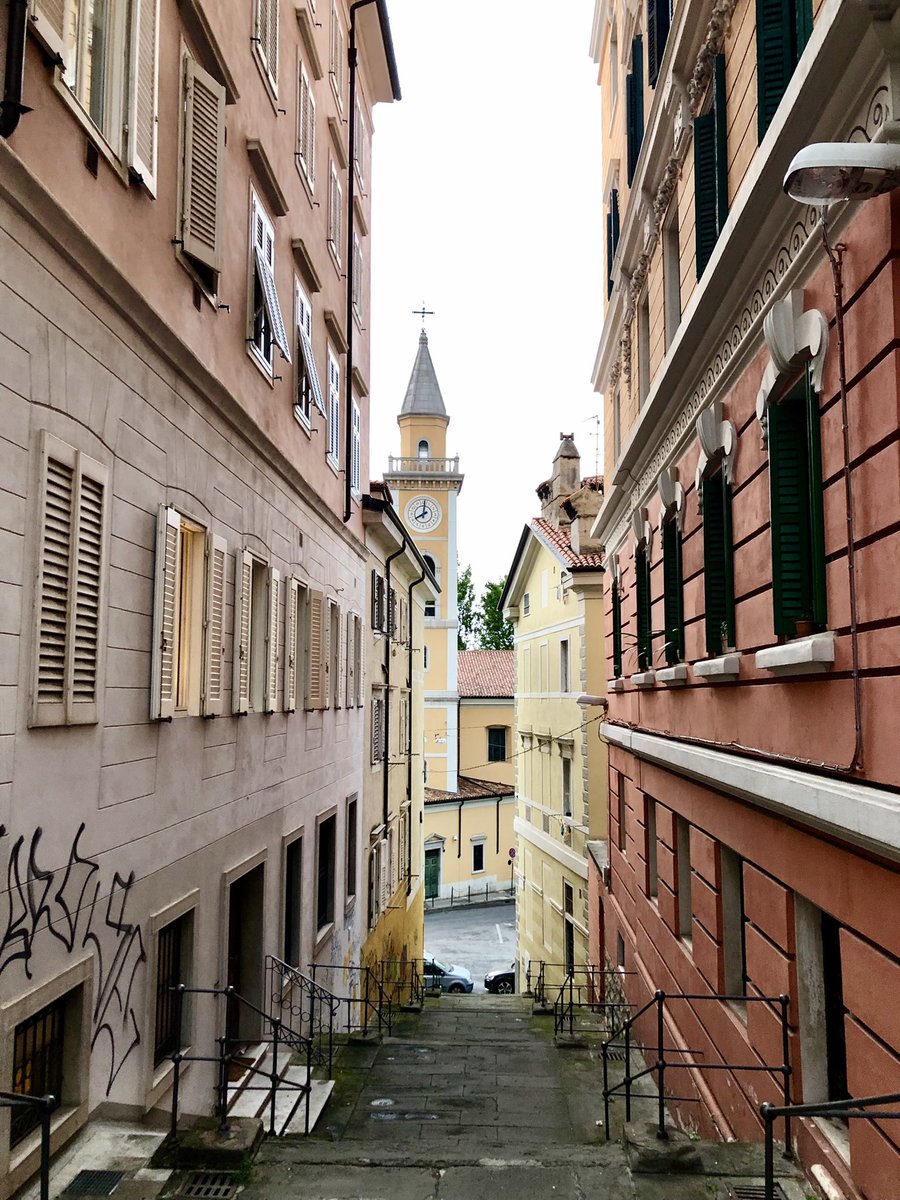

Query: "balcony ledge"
(656, 664), (688, 686)
(608, 678), (625, 692)
(755, 632), (835, 676)
(630, 671), (656, 689)
(693, 653), (741, 680)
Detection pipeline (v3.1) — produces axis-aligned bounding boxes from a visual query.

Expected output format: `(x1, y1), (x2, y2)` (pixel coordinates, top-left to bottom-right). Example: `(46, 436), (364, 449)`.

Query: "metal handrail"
(761, 1091), (900, 1200)
(552, 964), (634, 1037)
(266, 955), (339, 1075)
(376, 958), (425, 1009)
(0, 1092), (53, 1200)
(309, 963), (394, 1037)
(601, 989), (792, 1152)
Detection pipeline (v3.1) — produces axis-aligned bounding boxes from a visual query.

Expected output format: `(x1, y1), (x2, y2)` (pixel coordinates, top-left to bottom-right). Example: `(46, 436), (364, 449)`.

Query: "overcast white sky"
(368, 0), (604, 595)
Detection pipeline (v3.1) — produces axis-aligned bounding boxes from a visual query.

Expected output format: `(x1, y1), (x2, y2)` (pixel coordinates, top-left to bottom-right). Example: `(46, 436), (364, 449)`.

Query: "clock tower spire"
(386, 332), (464, 792)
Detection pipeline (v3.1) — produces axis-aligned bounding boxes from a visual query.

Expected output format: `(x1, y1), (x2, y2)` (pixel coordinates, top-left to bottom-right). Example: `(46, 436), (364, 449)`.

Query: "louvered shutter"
(756, 0), (796, 141)
(298, 65), (315, 185)
(713, 55), (729, 233)
(702, 471), (735, 655)
(693, 109), (717, 279)
(626, 37), (644, 184)
(636, 547), (652, 671)
(612, 585), (623, 678)
(611, 188), (620, 249)
(182, 57), (226, 272)
(345, 612), (354, 707)
(232, 550), (253, 714)
(264, 567), (280, 713)
(128, 0), (159, 193)
(323, 600), (334, 708)
(266, 0), (279, 89)
(662, 521), (684, 664)
(284, 578), (299, 712)
(29, 1), (67, 67)
(202, 532), (227, 716)
(327, 351), (340, 463)
(606, 211), (614, 299)
(306, 588), (326, 709)
(648, 0), (671, 89)
(151, 506), (181, 721)
(351, 400), (361, 494)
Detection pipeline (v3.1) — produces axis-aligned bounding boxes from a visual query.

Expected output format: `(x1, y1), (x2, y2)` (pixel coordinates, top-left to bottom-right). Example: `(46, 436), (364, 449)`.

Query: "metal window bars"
(0, 1092), (53, 1200)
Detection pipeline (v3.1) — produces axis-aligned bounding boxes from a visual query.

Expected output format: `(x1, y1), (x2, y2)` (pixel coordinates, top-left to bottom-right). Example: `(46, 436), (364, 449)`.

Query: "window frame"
(248, 188), (291, 376)
(327, 347), (341, 467)
(253, 0), (280, 96)
(694, 54), (729, 280)
(487, 726), (508, 763)
(327, 159), (343, 266)
(661, 516), (684, 666)
(315, 811), (337, 937)
(296, 56), (316, 190)
(471, 839), (486, 875)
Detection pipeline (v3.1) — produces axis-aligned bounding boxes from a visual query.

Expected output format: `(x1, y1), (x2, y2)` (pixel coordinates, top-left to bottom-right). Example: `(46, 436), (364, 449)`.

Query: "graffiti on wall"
(0, 824), (146, 1094)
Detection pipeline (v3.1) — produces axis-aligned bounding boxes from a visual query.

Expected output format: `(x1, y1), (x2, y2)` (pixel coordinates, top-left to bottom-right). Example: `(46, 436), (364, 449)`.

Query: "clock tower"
(385, 331), (464, 792)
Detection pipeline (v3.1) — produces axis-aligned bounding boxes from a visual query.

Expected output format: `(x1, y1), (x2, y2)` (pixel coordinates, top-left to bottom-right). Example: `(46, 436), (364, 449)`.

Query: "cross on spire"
(412, 302), (435, 332)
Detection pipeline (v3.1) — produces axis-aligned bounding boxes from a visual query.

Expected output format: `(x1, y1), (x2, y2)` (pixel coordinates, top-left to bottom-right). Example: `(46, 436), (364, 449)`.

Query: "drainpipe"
(344, 0), (401, 523)
(406, 568), (426, 896)
(383, 539), (406, 827)
(457, 800), (463, 859)
(1, 0), (31, 139)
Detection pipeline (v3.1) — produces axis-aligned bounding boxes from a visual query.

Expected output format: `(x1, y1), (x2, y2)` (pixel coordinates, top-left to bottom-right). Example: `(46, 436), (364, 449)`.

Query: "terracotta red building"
(590, 1), (900, 1197)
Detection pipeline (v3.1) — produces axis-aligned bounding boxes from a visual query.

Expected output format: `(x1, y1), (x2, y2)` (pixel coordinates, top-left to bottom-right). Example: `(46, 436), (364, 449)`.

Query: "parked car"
(423, 953), (474, 993)
(484, 964), (516, 994)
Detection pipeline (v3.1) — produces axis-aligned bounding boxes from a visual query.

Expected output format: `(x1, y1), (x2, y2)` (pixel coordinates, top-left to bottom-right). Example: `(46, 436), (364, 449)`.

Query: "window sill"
(693, 653), (741, 680)
(608, 677), (625, 692)
(755, 632), (835, 676)
(629, 670), (656, 689)
(247, 343), (276, 384)
(656, 664), (688, 687)
(313, 922), (334, 956)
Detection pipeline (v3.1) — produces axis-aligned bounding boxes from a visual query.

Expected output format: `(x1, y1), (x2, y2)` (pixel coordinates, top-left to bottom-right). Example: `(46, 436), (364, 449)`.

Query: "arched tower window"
(418, 439), (430, 458)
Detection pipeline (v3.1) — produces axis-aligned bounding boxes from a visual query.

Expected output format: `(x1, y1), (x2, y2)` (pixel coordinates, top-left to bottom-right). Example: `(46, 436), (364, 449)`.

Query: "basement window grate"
(64, 1171), (126, 1196)
(726, 1186), (788, 1200)
(175, 1172), (240, 1199)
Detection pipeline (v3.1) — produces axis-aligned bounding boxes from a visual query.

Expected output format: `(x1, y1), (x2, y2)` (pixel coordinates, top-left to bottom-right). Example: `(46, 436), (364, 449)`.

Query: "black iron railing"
(423, 880), (514, 910)
(374, 958), (425, 1009)
(601, 989), (792, 1150)
(552, 964), (635, 1038)
(760, 1091), (900, 1200)
(308, 963), (394, 1037)
(266, 955), (339, 1073)
(0, 1092), (53, 1200)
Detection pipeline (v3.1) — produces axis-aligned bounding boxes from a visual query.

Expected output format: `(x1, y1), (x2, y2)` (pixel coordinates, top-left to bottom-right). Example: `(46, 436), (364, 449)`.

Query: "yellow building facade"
(501, 439), (607, 983)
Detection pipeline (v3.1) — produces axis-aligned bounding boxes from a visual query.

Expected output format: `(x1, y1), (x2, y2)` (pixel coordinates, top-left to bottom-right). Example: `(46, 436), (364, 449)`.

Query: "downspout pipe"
(383, 539), (406, 828)
(344, 0), (401, 524)
(406, 568), (426, 896)
(1, 0), (31, 139)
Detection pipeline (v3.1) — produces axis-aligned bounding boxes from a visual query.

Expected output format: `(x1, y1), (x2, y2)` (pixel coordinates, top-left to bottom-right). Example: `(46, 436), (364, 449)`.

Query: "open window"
(294, 282), (325, 427)
(232, 550), (280, 714)
(249, 190), (291, 375)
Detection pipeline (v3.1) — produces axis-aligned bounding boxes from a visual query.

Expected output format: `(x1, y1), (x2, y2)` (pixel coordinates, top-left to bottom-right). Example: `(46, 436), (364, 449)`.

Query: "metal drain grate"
(175, 1171), (240, 1199)
(604, 1048), (627, 1061)
(726, 1185), (788, 1200)
(64, 1171), (125, 1196)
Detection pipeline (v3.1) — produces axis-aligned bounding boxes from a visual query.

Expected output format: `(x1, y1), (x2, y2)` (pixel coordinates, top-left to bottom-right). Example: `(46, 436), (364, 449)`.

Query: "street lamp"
(783, 140), (900, 202)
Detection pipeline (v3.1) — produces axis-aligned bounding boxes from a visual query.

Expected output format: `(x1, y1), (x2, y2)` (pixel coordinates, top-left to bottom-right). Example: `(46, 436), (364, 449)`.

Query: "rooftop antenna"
(584, 413), (601, 476)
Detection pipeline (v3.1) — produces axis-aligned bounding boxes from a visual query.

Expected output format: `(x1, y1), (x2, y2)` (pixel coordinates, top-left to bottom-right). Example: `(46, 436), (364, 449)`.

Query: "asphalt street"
(424, 901), (517, 993)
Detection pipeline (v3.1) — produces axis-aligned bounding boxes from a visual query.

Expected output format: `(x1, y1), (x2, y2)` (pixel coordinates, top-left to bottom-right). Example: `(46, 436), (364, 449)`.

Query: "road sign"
(508, 847), (516, 858)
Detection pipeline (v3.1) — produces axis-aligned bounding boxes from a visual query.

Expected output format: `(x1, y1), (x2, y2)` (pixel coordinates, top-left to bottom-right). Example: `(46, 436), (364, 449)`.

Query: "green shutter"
(694, 111), (717, 279)
(627, 37), (644, 184)
(647, 0), (672, 89)
(714, 55), (729, 232)
(607, 210), (614, 298)
(795, 0), (813, 57)
(756, 0), (796, 141)
(769, 381), (814, 635)
(612, 585), (623, 678)
(612, 188), (620, 250)
(804, 372), (827, 628)
(636, 548), (652, 671)
(662, 520), (684, 665)
(703, 470), (735, 655)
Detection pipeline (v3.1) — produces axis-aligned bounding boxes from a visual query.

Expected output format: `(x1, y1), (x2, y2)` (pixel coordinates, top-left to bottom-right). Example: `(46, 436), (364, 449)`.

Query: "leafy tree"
(479, 578), (514, 650)
(457, 563), (479, 649)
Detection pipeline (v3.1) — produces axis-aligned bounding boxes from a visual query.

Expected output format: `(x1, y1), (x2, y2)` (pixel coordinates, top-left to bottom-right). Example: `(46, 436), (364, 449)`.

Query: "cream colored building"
(360, 488), (435, 979)
(0, 0), (398, 1187)
(500, 439), (606, 982)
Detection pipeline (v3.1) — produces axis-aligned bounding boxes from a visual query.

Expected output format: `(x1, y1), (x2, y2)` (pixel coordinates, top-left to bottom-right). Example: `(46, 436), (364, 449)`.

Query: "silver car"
(423, 953), (474, 994)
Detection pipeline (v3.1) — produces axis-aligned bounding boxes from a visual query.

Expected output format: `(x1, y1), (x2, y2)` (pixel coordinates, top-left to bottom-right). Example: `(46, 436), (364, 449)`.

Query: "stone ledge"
(623, 1121), (703, 1174)
(630, 671), (656, 689)
(655, 664), (688, 686)
(608, 677), (625, 692)
(693, 652), (741, 680)
(755, 632), (835, 675)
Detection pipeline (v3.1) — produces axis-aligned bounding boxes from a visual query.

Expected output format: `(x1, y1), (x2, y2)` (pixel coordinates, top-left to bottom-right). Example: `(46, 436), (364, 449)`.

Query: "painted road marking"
(495, 923), (504, 943)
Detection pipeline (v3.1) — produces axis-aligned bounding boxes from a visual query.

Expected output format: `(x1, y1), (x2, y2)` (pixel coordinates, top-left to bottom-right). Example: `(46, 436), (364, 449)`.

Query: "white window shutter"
(323, 599), (333, 709)
(150, 506), (181, 721)
(266, 0), (280, 88)
(327, 352), (340, 463)
(345, 613), (354, 707)
(355, 615), (363, 706)
(182, 57), (226, 272)
(233, 549), (253, 714)
(351, 399), (361, 495)
(265, 567), (281, 713)
(34, 449), (74, 726)
(69, 456), (107, 724)
(284, 578), (298, 712)
(306, 588), (325, 709)
(29, 1), (67, 68)
(128, 0), (160, 193)
(202, 532), (227, 716)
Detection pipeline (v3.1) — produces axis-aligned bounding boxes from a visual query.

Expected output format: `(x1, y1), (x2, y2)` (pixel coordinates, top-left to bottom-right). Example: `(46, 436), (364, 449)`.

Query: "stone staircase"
(226, 1042), (334, 1135)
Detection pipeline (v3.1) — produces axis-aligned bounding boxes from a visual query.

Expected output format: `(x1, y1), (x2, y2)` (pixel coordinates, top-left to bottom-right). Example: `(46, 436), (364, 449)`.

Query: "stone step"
(282, 1079), (335, 1135)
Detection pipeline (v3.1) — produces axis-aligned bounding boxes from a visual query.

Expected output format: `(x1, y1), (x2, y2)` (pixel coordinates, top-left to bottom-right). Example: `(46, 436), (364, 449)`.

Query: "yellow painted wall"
(424, 798), (516, 895)
(399, 414), (449, 459)
(458, 698), (515, 785)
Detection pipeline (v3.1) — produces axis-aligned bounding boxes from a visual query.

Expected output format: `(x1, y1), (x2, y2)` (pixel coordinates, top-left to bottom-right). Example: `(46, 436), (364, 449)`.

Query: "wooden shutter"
(713, 55), (729, 233)
(232, 549), (253, 714)
(306, 588), (326, 709)
(29, 0), (67, 66)
(129, 0), (160, 193)
(202, 532), (227, 716)
(323, 599), (334, 708)
(702, 471), (735, 655)
(662, 521), (684, 664)
(648, 0), (672, 88)
(328, 351), (340, 462)
(182, 57), (226, 272)
(636, 547), (652, 671)
(606, 210), (614, 299)
(756, 0), (796, 141)
(612, 585), (623, 679)
(626, 37), (644, 184)
(256, 0), (279, 88)
(284, 578), (299, 712)
(694, 108), (718, 279)
(298, 64), (315, 184)
(151, 506), (181, 721)
(351, 399), (361, 494)
(264, 567), (280, 713)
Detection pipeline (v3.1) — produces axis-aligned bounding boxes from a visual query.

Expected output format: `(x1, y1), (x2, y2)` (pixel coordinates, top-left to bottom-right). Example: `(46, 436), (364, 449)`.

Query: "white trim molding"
(602, 722), (900, 862)
(755, 632), (835, 675)
(513, 816), (589, 878)
(693, 653), (741, 680)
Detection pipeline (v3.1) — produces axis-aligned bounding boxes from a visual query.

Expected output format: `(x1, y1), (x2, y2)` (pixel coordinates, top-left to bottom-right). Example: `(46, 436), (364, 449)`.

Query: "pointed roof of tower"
(400, 331), (447, 418)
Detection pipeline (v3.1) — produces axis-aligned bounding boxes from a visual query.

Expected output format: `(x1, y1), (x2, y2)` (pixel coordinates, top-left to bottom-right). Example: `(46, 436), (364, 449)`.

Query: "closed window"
(472, 840), (485, 873)
(284, 577), (307, 713)
(297, 60), (316, 187)
(154, 911), (193, 1064)
(635, 545), (652, 671)
(663, 200), (681, 346)
(150, 507), (226, 719)
(304, 589), (329, 710)
(371, 570), (386, 631)
(662, 517), (684, 665)
(327, 348), (341, 466)
(353, 94), (366, 184)
(418, 439), (430, 458)
(294, 282), (326, 427)
(560, 639), (570, 692)
(351, 398), (361, 496)
(352, 233), (364, 319)
(523, 592), (531, 616)
(646, 0), (672, 87)
(11, 993), (69, 1147)
(249, 190), (291, 373)
(316, 814), (337, 932)
(254, 0), (280, 92)
(33, 435), (108, 727)
(487, 727), (507, 762)
(694, 54), (728, 279)
(606, 187), (620, 298)
(625, 35), (644, 184)
(756, 0), (812, 140)
(371, 692), (385, 763)
(702, 467), (735, 655)
(346, 796), (358, 900)
(611, 577), (623, 679)
(562, 757), (572, 817)
(179, 55), (226, 291)
(232, 551), (280, 715)
(283, 836), (303, 964)
(329, 2), (344, 103)
(327, 161), (343, 264)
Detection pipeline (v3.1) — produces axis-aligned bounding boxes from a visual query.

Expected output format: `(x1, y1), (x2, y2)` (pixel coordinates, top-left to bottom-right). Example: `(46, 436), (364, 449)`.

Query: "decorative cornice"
(652, 154), (681, 236)
(688, 0), (740, 117)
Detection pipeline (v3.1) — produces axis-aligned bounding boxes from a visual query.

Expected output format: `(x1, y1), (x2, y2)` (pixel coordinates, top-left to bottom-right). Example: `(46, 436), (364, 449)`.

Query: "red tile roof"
(457, 650), (515, 698)
(424, 775), (516, 805)
(532, 518), (605, 569)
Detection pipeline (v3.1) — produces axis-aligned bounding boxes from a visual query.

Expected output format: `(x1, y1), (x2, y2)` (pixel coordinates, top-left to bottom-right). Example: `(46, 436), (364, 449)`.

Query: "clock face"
(406, 496), (442, 532)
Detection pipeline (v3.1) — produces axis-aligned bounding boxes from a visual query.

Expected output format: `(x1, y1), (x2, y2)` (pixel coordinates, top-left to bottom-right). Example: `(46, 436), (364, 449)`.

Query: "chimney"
(540, 434), (580, 525)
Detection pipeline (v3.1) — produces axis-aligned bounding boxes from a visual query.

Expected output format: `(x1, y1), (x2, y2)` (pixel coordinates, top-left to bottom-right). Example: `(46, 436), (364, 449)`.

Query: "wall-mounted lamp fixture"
(783, 141), (900, 203)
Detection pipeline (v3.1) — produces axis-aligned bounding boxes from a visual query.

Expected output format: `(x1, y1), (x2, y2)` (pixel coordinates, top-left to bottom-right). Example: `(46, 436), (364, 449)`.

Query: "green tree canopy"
(479, 579), (514, 650)
(457, 565), (514, 650)
(457, 563), (478, 650)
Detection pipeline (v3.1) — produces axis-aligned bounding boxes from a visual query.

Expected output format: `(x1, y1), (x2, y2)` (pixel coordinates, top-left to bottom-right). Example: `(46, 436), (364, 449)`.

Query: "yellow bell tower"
(385, 331), (463, 791)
